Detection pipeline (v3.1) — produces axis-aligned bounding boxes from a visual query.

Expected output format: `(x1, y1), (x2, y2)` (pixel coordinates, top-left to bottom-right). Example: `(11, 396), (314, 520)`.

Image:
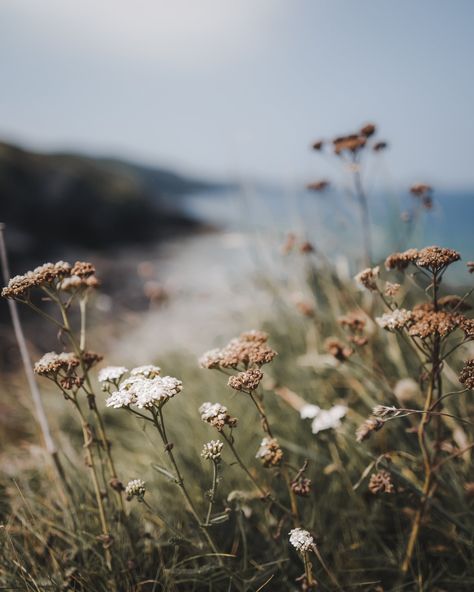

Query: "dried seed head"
(34, 352), (80, 377)
(373, 141), (388, 152)
(410, 183), (432, 197)
(376, 309), (413, 332)
(459, 359), (474, 390)
(199, 402), (238, 430)
(368, 470), (394, 494)
(384, 248), (419, 271)
(354, 266), (379, 291)
(416, 246), (460, 272)
(384, 282), (401, 297)
(408, 310), (460, 339)
(199, 331), (277, 370)
(307, 180), (329, 192)
(201, 440), (224, 461)
(289, 528), (314, 552)
(360, 123), (376, 137)
(228, 368), (264, 392)
(460, 317), (474, 340)
(339, 311), (366, 333)
(2, 261), (72, 299)
(130, 365), (161, 378)
(125, 479), (146, 501)
(256, 437), (283, 467)
(356, 417), (384, 443)
(291, 476), (312, 497)
(325, 338), (353, 362)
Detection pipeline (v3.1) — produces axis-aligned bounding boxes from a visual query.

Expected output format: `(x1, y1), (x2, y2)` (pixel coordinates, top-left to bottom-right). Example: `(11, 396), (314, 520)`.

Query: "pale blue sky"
(1, 0), (473, 187)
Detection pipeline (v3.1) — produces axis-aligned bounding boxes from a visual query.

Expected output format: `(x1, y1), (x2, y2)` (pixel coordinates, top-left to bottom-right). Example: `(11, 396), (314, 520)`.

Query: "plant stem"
(205, 461), (219, 526)
(154, 407), (223, 564)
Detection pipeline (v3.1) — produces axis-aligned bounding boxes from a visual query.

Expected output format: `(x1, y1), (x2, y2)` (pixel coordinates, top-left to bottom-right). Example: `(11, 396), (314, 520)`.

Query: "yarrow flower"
(256, 437), (283, 467)
(354, 266), (379, 291)
(199, 402), (238, 430)
(289, 528), (314, 553)
(376, 309), (413, 331)
(459, 359), (474, 390)
(98, 366), (128, 384)
(201, 440), (223, 461)
(125, 479), (146, 501)
(130, 365), (161, 378)
(228, 368), (264, 392)
(106, 373), (182, 409)
(34, 352), (80, 376)
(368, 470), (394, 494)
(199, 331), (277, 370)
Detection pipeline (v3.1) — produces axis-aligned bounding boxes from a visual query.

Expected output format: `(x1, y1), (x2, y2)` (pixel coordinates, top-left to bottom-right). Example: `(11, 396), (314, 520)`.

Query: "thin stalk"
(205, 461), (219, 526)
(154, 407), (223, 564)
(71, 398), (113, 571)
(312, 544), (343, 591)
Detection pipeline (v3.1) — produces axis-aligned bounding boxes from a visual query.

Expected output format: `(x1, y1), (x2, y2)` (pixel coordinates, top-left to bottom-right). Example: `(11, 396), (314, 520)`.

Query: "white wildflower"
(98, 366), (128, 383)
(376, 309), (413, 331)
(200, 402), (228, 422)
(125, 479), (146, 501)
(310, 404), (347, 434)
(130, 365), (161, 378)
(105, 388), (135, 408)
(289, 528), (314, 553)
(201, 440), (224, 461)
(106, 374), (182, 409)
(299, 404), (321, 419)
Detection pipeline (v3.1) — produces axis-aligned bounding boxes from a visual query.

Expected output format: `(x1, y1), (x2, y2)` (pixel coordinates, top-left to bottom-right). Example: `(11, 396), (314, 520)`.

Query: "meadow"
(1, 125), (473, 592)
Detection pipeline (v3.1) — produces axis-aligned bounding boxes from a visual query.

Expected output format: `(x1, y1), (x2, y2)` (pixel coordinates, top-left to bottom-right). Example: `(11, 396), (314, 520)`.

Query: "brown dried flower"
(373, 141), (388, 152)
(312, 140), (324, 151)
(70, 261), (96, 278)
(410, 183), (432, 197)
(384, 282), (401, 297)
(356, 417), (384, 443)
(409, 310), (460, 339)
(199, 402), (238, 431)
(256, 437), (283, 467)
(34, 351), (80, 377)
(325, 338), (353, 362)
(339, 311), (366, 333)
(228, 368), (264, 392)
(459, 317), (474, 340)
(291, 477), (312, 497)
(360, 123), (376, 137)
(354, 266), (379, 291)
(200, 331), (277, 370)
(2, 261), (72, 299)
(459, 359), (474, 390)
(299, 241), (315, 254)
(416, 246), (460, 273)
(307, 180), (329, 192)
(384, 249), (419, 271)
(368, 470), (394, 494)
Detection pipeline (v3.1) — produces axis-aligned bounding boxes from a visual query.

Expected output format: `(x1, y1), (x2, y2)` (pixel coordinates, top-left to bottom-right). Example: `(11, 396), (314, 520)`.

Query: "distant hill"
(0, 141), (220, 262)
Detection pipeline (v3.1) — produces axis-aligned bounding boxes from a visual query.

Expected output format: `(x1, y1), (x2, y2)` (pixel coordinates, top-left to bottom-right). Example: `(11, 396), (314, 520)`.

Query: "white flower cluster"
(125, 479), (146, 501)
(199, 402), (228, 423)
(201, 440), (223, 461)
(289, 528), (314, 552)
(299, 404), (347, 434)
(98, 366), (128, 383)
(376, 309), (413, 331)
(104, 365), (182, 409)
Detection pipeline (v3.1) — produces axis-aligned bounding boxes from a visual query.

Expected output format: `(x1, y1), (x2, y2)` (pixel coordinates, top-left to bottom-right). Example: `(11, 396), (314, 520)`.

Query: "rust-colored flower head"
(373, 141), (388, 152)
(415, 246), (460, 273)
(228, 368), (264, 392)
(360, 123), (376, 138)
(354, 266), (379, 291)
(356, 417), (384, 443)
(307, 180), (329, 192)
(296, 299), (316, 318)
(408, 309), (460, 339)
(410, 183), (432, 197)
(299, 241), (315, 254)
(368, 470), (394, 494)
(2, 261), (72, 299)
(459, 359), (474, 390)
(256, 437), (283, 468)
(291, 476), (312, 497)
(325, 338), (353, 362)
(384, 248), (419, 271)
(199, 331), (277, 370)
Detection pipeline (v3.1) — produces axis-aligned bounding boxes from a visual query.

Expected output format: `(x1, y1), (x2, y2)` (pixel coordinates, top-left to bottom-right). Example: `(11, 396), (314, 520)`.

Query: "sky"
(1, 0), (474, 187)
